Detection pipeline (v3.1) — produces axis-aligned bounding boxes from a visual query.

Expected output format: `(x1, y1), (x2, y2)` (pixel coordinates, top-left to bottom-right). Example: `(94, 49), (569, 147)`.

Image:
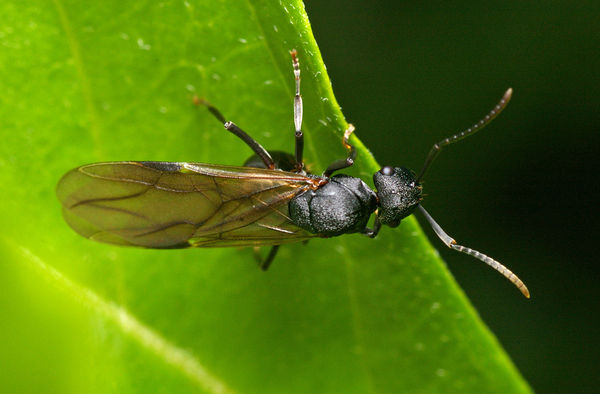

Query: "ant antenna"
(417, 88), (513, 182)
(418, 205), (530, 298)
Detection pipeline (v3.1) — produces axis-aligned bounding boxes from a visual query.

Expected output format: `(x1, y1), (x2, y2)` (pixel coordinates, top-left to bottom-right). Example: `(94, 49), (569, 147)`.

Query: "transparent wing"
(56, 161), (318, 248)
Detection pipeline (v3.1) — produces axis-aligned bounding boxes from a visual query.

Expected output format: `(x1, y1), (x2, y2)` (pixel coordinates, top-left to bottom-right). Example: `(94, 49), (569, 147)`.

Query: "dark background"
(306, 1), (599, 392)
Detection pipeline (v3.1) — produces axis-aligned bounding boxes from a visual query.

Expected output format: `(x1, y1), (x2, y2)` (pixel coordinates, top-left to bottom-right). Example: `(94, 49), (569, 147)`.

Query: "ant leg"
(290, 50), (304, 171)
(362, 216), (382, 238)
(253, 245), (280, 271)
(194, 97), (275, 169)
(323, 124), (357, 177)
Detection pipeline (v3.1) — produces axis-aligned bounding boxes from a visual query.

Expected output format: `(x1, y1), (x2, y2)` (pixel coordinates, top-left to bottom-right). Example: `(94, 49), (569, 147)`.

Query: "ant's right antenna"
(417, 88), (513, 182)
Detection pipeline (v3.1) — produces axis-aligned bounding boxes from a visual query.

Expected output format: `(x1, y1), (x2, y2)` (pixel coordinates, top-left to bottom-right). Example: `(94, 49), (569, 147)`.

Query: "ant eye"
(380, 166), (394, 176)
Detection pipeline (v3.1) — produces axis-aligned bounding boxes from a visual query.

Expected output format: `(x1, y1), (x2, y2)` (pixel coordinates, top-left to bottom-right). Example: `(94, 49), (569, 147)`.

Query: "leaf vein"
(52, 0), (103, 154)
(17, 245), (236, 394)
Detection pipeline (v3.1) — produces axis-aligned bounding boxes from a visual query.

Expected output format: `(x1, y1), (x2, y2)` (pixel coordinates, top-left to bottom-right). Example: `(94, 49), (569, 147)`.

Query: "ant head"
(373, 166), (422, 227)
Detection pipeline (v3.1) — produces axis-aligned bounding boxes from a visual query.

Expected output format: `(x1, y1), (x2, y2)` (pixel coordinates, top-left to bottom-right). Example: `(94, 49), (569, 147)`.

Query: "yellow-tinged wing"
(57, 161), (319, 248)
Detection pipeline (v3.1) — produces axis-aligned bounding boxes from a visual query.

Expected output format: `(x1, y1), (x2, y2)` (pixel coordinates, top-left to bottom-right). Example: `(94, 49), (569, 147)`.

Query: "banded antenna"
(417, 88), (513, 182)
(419, 205), (530, 298)
(416, 88), (529, 298)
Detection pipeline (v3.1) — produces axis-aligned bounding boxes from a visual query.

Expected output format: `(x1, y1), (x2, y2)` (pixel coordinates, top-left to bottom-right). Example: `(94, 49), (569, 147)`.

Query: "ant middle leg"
(290, 50), (304, 172)
(253, 245), (280, 271)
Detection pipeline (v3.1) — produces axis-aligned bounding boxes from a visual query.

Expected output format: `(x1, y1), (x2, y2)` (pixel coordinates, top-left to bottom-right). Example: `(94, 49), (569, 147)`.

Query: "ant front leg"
(362, 216), (382, 238)
(194, 97), (275, 169)
(323, 124), (358, 177)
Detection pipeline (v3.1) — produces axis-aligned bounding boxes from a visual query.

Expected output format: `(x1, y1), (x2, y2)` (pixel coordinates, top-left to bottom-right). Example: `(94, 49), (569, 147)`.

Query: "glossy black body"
(246, 152), (422, 238)
(289, 175), (378, 236)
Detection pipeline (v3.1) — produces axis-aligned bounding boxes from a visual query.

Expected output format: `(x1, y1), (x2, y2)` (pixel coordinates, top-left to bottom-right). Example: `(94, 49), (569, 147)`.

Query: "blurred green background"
(306, 0), (599, 392)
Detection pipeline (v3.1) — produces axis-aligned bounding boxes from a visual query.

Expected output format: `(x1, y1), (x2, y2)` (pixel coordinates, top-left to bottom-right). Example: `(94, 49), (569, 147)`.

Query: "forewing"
(56, 161), (316, 248)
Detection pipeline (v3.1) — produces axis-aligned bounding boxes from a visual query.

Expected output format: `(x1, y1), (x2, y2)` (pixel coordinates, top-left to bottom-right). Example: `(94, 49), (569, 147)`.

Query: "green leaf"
(0, 1), (530, 393)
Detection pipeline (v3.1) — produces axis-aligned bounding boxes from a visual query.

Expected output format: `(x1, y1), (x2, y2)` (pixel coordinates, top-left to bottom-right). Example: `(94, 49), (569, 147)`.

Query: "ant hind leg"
(194, 97), (275, 169)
